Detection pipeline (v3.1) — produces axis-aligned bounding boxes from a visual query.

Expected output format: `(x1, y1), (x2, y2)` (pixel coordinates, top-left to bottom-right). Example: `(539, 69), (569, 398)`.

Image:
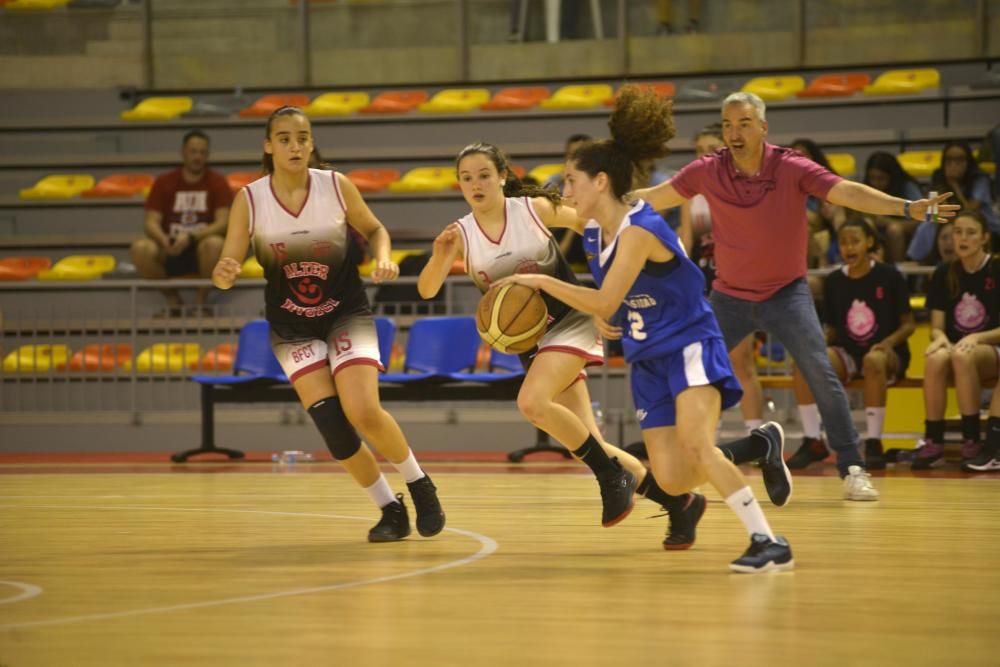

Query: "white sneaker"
(843, 465), (879, 501)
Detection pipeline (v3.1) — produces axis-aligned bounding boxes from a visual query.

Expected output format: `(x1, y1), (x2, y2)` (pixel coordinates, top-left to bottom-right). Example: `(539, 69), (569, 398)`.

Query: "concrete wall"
(0, 0), (995, 89)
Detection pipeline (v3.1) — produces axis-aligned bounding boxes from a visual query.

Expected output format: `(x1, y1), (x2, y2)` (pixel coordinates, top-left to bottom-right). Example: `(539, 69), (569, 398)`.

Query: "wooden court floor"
(1, 461), (999, 667)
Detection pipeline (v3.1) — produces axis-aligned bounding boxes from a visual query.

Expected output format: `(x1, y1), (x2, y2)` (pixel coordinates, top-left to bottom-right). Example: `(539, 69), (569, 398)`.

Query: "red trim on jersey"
(332, 357), (383, 377)
(536, 345), (604, 367)
(472, 198), (507, 246)
(456, 221), (473, 277)
(289, 359), (329, 383)
(269, 170), (312, 218)
(524, 196), (552, 238)
(245, 187), (256, 238)
(330, 171), (347, 213)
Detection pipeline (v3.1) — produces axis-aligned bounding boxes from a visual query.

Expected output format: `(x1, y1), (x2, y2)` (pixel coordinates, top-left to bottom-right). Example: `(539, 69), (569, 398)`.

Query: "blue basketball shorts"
(630, 337), (743, 429)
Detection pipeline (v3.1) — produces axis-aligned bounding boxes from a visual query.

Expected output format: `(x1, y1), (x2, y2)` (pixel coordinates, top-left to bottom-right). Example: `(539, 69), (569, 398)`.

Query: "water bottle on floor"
(272, 450), (313, 464)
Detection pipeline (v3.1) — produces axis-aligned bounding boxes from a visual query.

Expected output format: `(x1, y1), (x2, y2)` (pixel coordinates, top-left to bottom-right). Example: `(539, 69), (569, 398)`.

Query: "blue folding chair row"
(193, 316), (525, 388)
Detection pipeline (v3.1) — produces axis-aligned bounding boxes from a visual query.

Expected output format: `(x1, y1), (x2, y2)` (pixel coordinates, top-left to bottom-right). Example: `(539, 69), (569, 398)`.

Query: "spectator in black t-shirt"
(915, 210), (1000, 470)
(791, 218), (915, 469)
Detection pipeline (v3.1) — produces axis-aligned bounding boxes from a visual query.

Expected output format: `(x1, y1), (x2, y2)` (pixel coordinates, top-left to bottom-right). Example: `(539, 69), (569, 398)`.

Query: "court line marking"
(0, 504), (497, 631)
(0, 581), (43, 605)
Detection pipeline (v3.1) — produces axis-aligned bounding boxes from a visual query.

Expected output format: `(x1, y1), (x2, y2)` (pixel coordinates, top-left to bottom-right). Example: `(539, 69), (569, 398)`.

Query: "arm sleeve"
(793, 155), (842, 199)
(211, 173), (235, 209)
(892, 266), (912, 317)
(144, 175), (168, 213)
(669, 159), (706, 200)
(926, 264), (948, 312)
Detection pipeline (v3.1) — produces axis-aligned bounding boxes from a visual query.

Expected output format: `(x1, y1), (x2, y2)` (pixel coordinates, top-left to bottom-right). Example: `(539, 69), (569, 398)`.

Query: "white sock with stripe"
(724, 487), (776, 540)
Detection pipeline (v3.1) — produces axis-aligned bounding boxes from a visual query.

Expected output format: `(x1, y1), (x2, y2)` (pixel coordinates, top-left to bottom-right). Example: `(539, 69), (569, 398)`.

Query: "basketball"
(476, 283), (548, 354)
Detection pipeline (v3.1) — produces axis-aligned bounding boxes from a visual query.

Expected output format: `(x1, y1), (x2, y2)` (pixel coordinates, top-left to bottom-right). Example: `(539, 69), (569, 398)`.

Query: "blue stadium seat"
(191, 320), (287, 385)
(446, 348), (525, 383)
(374, 316), (396, 370)
(381, 316), (480, 384)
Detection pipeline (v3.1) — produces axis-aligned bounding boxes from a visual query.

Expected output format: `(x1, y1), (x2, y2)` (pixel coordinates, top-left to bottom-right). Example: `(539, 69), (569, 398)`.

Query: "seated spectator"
(787, 219), (915, 470)
(910, 142), (997, 261)
(790, 138), (848, 270)
(962, 380), (1000, 472)
(130, 130), (232, 316)
(862, 151), (924, 264)
(914, 210), (999, 469)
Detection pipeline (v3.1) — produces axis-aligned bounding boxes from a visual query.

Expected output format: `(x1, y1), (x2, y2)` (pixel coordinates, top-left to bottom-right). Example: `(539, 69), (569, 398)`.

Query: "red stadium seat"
(359, 90), (429, 114)
(239, 94), (311, 118)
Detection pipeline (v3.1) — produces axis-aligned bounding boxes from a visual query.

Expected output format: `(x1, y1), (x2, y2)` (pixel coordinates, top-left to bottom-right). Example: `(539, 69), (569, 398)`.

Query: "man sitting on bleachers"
(130, 130), (232, 316)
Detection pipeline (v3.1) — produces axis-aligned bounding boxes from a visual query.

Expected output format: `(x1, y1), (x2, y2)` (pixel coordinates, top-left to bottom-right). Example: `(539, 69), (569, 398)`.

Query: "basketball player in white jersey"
(211, 107), (444, 543)
(418, 142), (709, 549)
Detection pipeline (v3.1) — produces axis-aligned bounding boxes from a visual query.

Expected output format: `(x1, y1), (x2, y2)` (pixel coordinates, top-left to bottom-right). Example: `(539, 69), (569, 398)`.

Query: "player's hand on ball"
(493, 273), (541, 290)
(212, 257), (242, 289)
(372, 260), (399, 284)
(594, 316), (622, 340)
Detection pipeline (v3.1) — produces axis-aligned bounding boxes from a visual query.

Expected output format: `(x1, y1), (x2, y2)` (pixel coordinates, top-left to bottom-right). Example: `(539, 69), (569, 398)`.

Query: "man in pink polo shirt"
(637, 92), (957, 501)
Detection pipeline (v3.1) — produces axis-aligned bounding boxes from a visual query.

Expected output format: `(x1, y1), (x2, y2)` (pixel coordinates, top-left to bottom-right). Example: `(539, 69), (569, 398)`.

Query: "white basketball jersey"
(245, 168), (366, 323)
(455, 196), (577, 325)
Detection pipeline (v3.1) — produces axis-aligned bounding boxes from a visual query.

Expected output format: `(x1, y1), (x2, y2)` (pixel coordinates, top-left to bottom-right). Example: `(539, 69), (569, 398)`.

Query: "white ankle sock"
(364, 475), (397, 508)
(798, 404), (821, 439)
(865, 407), (886, 440)
(392, 450), (425, 484)
(724, 487), (776, 540)
(745, 419), (764, 434)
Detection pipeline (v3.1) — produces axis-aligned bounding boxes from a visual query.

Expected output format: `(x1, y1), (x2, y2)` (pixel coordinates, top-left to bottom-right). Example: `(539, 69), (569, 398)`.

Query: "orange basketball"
(476, 283), (548, 354)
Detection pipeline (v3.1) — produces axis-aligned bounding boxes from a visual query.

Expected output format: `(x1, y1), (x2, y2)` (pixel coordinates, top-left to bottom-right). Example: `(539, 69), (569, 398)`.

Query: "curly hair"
(570, 86), (675, 199)
(456, 142), (561, 206)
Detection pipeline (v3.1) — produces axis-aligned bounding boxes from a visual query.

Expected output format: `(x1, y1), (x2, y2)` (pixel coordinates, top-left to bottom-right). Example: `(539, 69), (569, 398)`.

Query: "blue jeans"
(710, 279), (863, 476)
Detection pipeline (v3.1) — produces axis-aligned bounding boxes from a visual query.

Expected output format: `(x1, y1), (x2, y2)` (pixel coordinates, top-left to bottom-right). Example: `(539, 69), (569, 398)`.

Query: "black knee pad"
(308, 397), (361, 460)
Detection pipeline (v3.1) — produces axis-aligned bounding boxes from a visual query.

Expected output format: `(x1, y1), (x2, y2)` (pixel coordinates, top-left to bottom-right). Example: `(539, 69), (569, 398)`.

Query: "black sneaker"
(367, 493), (411, 543)
(406, 475), (446, 537)
(961, 444), (1000, 472)
(662, 493), (707, 550)
(752, 422), (792, 507)
(786, 436), (828, 470)
(595, 458), (637, 527)
(865, 438), (887, 470)
(729, 533), (795, 573)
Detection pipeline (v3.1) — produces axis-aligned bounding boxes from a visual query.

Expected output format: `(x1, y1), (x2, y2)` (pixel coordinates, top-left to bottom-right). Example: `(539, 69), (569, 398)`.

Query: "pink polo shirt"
(671, 143), (842, 301)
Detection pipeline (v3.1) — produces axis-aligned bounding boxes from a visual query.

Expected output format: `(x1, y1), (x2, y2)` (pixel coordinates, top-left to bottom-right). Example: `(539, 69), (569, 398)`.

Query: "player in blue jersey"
(494, 87), (794, 572)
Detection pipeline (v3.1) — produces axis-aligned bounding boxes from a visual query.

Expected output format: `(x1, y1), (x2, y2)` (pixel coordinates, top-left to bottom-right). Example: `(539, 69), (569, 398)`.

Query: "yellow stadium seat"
(826, 153), (856, 178)
(303, 92), (371, 117)
(974, 150), (996, 175)
(240, 256), (264, 278)
(909, 295), (927, 311)
(5, 0), (70, 9)
(3, 344), (71, 373)
(863, 68), (940, 96)
(528, 163), (565, 184)
(418, 89), (491, 113)
(898, 150), (942, 178)
(741, 76), (806, 101)
(359, 249), (425, 277)
(135, 343), (203, 373)
(19, 174), (95, 200)
(121, 96), (194, 121)
(539, 84), (614, 110)
(387, 167), (457, 193)
(36, 255), (115, 281)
